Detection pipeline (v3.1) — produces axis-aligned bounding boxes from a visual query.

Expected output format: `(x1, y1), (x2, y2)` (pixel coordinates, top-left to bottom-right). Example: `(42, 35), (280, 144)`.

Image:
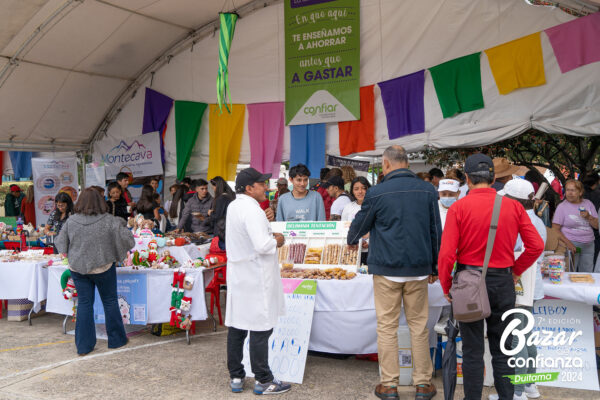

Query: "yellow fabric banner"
(485, 32), (546, 95)
(207, 104), (246, 181)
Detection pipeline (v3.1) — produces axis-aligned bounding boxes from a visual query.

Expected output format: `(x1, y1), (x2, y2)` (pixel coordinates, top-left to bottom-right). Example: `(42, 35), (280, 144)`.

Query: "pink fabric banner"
(247, 102), (285, 177)
(545, 12), (600, 74)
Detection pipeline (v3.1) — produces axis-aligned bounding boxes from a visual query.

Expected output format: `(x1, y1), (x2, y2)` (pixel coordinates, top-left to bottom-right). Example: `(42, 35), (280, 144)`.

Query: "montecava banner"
(93, 132), (163, 179)
(285, 0), (360, 125)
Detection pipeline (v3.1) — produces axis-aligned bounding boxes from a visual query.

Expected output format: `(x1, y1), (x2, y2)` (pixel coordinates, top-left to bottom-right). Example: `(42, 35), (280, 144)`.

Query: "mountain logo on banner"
(103, 139), (154, 165)
(289, 90), (357, 125)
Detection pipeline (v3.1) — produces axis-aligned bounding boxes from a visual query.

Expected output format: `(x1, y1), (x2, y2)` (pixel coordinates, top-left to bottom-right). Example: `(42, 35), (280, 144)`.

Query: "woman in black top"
(168, 185), (187, 229)
(105, 182), (128, 220)
(44, 192), (74, 236)
(207, 176), (236, 247)
(136, 184), (160, 221)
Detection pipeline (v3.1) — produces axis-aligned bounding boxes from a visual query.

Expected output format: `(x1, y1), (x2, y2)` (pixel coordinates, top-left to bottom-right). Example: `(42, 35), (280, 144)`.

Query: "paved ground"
(0, 305), (598, 399)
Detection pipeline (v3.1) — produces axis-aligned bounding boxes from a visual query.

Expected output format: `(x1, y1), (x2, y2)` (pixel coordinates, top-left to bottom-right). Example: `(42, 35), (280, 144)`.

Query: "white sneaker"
(524, 383), (541, 398)
(488, 394), (527, 400)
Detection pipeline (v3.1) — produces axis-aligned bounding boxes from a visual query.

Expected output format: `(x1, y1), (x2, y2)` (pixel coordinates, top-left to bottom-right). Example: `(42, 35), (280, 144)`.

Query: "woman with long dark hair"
(168, 185), (187, 229)
(136, 184), (160, 221)
(207, 176), (236, 247)
(342, 177), (372, 265)
(56, 188), (134, 355)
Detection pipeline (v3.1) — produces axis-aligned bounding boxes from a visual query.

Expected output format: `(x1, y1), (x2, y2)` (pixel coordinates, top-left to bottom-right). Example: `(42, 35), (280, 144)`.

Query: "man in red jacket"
(438, 153), (544, 400)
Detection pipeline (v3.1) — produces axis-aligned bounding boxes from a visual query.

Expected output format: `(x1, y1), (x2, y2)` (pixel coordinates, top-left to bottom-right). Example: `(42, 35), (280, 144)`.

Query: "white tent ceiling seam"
(87, 0), (282, 152)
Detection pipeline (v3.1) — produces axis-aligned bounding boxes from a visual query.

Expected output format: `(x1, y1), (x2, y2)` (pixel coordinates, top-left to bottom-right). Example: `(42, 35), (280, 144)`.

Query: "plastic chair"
(205, 266), (227, 325)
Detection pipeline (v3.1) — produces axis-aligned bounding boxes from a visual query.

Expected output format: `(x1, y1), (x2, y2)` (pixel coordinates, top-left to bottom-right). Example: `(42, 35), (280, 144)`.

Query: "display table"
(0, 260), (49, 314)
(543, 272), (600, 305)
(46, 265), (208, 323)
(308, 275), (448, 354)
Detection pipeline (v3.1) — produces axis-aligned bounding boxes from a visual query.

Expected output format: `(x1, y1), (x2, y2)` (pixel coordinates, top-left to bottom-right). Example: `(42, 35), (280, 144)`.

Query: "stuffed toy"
(60, 269), (77, 300)
(183, 275), (194, 290)
(171, 288), (184, 308)
(179, 315), (193, 330)
(203, 253), (227, 267)
(158, 250), (178, 267)
(174, 237), (187, 247)
(155, 237), (167, 247)
(147, 239), (158, 262)
(172, 268), (185, 288)
(139, 219), (155, 238)
(180, 296), (192, 312)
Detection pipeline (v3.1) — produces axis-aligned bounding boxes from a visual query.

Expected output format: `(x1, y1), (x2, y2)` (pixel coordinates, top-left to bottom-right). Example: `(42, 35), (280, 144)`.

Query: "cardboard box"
(6, 299), (46, 321)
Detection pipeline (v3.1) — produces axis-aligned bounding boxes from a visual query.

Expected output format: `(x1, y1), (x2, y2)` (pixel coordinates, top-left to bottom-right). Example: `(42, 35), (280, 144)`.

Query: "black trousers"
(459, 272), (515, 400)
(227, 327), (274, 383)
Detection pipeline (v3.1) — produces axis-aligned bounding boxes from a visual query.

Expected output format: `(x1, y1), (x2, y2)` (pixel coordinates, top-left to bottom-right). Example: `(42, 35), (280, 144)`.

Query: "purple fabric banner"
(545, 12), (600, 74)
(142, 87), (173, 165)
(378, 70), (425, 139)
(247, 102), (285, 177)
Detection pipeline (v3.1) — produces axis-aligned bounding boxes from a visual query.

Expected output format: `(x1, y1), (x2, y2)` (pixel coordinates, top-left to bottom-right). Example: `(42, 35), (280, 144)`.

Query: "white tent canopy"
(2, 0), (600, 178)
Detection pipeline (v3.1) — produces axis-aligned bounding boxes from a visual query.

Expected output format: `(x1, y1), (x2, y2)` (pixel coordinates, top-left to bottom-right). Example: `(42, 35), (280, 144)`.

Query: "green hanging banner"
(174, 101), (208, 180)
(216, 12), (239, 114)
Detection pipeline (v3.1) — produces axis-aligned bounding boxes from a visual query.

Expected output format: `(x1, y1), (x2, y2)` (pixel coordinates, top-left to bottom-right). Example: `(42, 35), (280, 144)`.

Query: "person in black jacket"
(207, 176), (236, 249)
(106, 182), (128, 220)
(348, 145), (441, 400)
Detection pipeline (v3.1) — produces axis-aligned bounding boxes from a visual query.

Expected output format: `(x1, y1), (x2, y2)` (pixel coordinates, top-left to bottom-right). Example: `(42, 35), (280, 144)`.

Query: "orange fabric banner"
(338, 85), (375, 156)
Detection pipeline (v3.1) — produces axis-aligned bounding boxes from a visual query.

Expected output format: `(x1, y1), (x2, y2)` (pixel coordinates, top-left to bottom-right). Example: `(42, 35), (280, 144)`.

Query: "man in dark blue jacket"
(348, 145), (441, 400)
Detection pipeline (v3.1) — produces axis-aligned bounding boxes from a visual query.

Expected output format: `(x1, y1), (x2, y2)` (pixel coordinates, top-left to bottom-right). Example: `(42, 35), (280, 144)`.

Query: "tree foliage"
(422, 129), (600, 186)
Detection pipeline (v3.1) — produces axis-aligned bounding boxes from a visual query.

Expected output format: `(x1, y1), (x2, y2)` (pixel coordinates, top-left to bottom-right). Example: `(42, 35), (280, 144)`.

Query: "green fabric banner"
(174, 101), (208, 180)
(217, 12), (238, 114)
(428, 52), (484, 118)
(284, 0), (360, 125)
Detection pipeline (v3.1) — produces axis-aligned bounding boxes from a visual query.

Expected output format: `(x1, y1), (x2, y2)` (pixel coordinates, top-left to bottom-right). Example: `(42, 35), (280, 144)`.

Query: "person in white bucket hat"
(492, 177), (547, 400)
(438, 178), (460, 229)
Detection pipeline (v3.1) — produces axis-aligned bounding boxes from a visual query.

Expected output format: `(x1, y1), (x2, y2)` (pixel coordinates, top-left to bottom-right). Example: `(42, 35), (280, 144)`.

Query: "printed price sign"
(243, 279), (317, 384)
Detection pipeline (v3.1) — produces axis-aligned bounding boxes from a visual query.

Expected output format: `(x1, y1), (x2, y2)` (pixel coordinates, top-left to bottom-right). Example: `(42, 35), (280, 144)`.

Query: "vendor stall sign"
(500, 300), (599, 391)
(94, 273), (147, 325)
(93, 132), (163, 179)
(285, 0), (360, 125)
(272, 221), (351, 237)
(327, 154), (370, 172)
(243, 279), (317, 384)
(32, 157), (79, 228)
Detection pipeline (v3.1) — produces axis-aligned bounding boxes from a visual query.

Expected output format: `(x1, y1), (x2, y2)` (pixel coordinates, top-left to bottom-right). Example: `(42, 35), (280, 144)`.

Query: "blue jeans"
(70, 264), (127, 354)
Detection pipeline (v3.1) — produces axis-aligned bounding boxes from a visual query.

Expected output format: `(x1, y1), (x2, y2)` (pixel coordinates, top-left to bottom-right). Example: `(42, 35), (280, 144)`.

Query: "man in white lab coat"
(225, 168), (291, 395)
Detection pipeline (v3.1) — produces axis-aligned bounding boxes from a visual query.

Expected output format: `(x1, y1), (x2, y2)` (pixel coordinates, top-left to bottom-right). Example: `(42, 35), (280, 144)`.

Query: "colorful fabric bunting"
(289, 124), (326, 179)
(545, 12), (600, 74)
(378, 70), (425, 139)
(338, 85), (375, 156)
(216, 13), (239, 114)
(485, 33), (546, 95)
(9, 152), (32, 180)
(174, 101), (208, 181)
(429, 53), (484, 118)
(247, 102), (285, 177)
(208, 104), (245, 181)
(142, 88), (173, 165)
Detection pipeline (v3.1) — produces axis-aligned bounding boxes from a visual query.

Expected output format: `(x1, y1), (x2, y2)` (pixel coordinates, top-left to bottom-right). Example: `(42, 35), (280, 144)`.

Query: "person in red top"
(438, 153), (544, 400)
(21, 185), (36, 227)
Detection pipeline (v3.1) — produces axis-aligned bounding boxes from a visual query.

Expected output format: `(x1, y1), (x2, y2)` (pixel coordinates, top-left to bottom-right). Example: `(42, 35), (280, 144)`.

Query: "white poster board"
(532, 299), (599, 391)
(31, 158), (79, 228)
(85, 162), (106, 189)
(93, 132), (163, 179)
(242, 279), (317, 384)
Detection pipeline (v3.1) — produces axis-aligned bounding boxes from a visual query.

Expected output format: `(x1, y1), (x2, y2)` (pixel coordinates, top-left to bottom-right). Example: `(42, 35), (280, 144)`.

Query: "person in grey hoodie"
(175, 179), (213, 233)
(56, 188), (135, 356)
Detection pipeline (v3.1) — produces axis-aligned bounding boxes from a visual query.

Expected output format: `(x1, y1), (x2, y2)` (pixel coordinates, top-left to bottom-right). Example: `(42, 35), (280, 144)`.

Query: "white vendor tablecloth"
(132, 239), (211, 263)
(308, 274), (448, 354)
(46, 265), (209, 323)
(0, 260), (49, 312)
(543, 272), (600, 306)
